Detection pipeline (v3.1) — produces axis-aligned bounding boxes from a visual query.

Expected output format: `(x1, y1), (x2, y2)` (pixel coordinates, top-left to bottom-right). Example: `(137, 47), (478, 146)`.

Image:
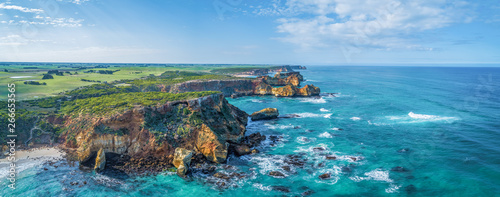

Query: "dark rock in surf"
(271, 186), (291, 193)
(319, 173), (331, 180)
(391, 166), (409, 172)
(269, 171), (285, 177)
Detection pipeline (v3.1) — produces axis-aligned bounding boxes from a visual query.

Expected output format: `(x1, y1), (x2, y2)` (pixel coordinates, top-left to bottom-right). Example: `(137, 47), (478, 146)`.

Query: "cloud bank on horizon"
(0, 0), (499, 65)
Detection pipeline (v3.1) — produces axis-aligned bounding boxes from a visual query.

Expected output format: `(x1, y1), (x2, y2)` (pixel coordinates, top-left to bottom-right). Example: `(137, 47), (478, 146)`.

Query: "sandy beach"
(0, 147), (64, 168)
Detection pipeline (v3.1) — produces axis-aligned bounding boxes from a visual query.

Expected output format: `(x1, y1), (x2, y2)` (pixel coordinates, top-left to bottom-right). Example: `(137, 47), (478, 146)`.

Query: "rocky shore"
(51, 67), (322, 182)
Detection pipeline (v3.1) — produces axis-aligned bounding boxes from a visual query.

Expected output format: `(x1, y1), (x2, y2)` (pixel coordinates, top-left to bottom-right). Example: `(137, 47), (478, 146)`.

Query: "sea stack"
(94, 148), (106, 173)
(173, 148), (194, 177)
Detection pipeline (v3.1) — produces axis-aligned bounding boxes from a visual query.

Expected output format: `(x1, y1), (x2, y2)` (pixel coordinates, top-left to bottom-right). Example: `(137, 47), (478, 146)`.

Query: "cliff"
(165, 73), (319, 98)
(61, 93), (248, 169)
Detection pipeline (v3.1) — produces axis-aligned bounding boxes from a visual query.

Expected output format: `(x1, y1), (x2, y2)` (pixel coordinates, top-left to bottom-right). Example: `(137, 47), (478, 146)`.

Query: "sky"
(0, 0), (499, 65)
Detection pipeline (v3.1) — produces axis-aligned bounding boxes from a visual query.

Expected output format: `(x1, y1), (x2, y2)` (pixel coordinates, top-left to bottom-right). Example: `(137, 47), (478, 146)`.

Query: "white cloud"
(262, 0), (474, 50)
(0, 3), (44, 13)
(7, 15), (84, 27)
(55, 0), (90, 5)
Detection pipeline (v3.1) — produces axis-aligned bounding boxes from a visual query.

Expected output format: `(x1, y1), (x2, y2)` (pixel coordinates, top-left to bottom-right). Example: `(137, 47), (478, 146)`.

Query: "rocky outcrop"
(274, 65), (294, 72)
(233, 144), (251, 156)
(272, 85), (298, 97)
(270, 85), (320, 97)
(274, 72), (304, 81)
(296, 85), (321, 96)
(251, 108), (279, 121)
(286, 75), (300, 86)
(253, 82), (273, 95)
(173, 148), (194, 177)
(94, 148), (106, 172)
(257, 76), (288, 86)
(62, 93), (248, 169)
(161, 70), (320, 98)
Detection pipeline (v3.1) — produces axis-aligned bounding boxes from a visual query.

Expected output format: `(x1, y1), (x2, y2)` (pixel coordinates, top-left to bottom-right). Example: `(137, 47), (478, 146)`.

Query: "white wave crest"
(350, 169), (393, 183)
(319, 132), (333, 138)
(385, 184), (401, 193)
(264, 123), (295, 130)
(350, 117), (361, 121)
(300, 97), (326, 104)
(408, 112), (438, 119)
(320, 108), (330, 112)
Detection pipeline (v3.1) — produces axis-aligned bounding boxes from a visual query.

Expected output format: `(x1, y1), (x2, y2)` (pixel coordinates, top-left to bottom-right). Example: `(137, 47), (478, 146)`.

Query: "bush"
(42, 74), (54, 79)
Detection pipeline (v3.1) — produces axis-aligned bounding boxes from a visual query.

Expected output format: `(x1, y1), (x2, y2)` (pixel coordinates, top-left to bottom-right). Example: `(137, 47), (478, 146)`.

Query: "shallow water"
(1, 66), (499, 196)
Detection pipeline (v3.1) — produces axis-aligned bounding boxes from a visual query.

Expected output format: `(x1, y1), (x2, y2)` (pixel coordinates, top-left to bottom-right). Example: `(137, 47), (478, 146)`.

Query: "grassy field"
(0, 64), (275, 100)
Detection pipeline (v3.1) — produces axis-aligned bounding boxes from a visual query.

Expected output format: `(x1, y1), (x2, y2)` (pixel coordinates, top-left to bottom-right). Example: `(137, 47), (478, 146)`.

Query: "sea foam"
(350, 117), (361, 121)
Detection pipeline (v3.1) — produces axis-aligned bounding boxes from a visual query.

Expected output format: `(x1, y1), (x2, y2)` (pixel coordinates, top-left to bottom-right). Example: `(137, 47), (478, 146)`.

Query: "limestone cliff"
(158, 71), (319, 98)
(61, 93), (248, 167)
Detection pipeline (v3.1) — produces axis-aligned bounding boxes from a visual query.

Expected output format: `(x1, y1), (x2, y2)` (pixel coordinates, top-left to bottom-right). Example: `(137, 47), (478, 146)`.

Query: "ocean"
(1, 66), (499, 196)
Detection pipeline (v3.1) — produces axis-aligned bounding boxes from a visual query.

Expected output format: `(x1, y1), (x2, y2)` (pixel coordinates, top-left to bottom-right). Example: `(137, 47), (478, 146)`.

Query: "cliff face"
(62, 93), (248, 165)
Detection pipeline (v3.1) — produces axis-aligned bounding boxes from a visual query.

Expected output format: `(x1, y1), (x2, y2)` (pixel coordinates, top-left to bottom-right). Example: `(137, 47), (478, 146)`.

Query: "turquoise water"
(1, 66), (499, 196)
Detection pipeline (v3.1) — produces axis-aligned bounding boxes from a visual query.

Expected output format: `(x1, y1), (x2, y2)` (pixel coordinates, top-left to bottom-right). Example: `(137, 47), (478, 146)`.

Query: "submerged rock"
(325, 155), (337, 160)
(391, 166), (409, 172)
(94, 148), (106, 173)
(319, 173), (331, 180)
(213, 172), (230, 180)
(269, 171), (285, 177)
(281, 166), (291, 172)
(271, 186), (291, 193)
(405, 184), (417, 194)
(250, 108), (279, 121)
(233, 145), (251, 156)
(246, 132), (266, 147)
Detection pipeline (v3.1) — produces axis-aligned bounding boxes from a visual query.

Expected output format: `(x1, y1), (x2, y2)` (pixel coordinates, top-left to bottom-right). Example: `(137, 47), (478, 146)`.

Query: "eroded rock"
(94, 148), (106, 173)
(250, 108), (279, 121)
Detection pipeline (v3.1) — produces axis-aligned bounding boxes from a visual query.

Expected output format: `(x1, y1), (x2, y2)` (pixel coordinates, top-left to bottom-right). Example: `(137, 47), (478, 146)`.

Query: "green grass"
(0, 64), (276, 100)
(210, 66), (279, 74)
(127, 71), (240, 87)
(60, 91), (220, 115)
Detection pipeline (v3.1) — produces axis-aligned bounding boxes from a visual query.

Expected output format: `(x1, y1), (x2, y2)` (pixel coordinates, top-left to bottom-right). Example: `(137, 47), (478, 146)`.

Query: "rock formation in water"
(250, 108), (279, 121)
(173, 148), (194, 177)
(94, 148), (106, 172)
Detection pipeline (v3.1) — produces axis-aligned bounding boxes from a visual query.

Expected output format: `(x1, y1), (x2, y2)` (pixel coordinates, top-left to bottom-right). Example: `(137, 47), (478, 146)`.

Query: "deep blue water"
(1, 66), (499, 196)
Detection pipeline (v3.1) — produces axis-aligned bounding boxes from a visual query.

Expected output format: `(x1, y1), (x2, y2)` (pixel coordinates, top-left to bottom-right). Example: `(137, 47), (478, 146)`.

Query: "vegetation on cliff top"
(210, 66), (278, 74)
(126, 71), (240, 87)
(60, 91), (220, 115)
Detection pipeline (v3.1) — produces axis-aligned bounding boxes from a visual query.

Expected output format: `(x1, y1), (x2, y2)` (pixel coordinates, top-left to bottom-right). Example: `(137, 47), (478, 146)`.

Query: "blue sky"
(0, 0), (499, 65)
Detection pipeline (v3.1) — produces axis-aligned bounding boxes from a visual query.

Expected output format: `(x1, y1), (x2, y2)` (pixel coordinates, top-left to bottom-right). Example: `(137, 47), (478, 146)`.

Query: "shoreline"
(0, 146), (65, 165)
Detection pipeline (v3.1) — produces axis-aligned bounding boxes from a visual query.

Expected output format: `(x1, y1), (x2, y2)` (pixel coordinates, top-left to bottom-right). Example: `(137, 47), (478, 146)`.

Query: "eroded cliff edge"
(61, 93), (248, 172)
(166, 71), (320, 97)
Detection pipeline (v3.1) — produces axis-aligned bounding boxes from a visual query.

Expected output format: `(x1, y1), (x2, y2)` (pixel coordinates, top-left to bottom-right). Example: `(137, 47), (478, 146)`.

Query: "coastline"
(0, 147), (65, 167)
